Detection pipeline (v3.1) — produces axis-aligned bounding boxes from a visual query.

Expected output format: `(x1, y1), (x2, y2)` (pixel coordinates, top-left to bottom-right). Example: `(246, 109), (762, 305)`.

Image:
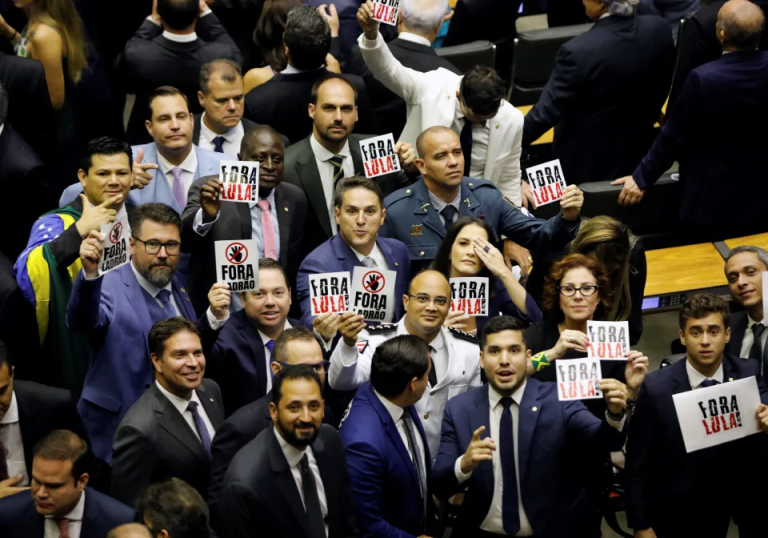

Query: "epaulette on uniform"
(448, 326), (480, 344)
(383, 186), (415, 206)
(464, 177), (494, 191)
(367, 323), (398, 333)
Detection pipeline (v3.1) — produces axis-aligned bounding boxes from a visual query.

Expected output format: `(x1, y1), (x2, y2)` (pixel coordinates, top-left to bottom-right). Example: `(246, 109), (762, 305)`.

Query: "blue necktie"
(700, 379), (719, 388)
(212, 136), (226, 153)
(459, 119), (472, 177)
(187, 400), (212, 458)
(500, 397), (521, 535)
(156, 289), (177, 319)
(266, 340), (276, 377)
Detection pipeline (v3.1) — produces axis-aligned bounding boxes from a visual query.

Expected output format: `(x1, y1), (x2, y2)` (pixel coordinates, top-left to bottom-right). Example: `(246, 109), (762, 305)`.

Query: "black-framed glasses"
(277, 360), (330, 374)
(133, 237), (181, 256)
(408, 294), (450, 307)
(558, 284), (598, 297)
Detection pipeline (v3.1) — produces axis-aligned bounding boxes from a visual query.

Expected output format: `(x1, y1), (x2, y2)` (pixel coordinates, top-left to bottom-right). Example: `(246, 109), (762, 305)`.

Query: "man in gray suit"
(182, 125), (308, 314)
(111, 317), (225, 508)
(284, 74), (417, 255)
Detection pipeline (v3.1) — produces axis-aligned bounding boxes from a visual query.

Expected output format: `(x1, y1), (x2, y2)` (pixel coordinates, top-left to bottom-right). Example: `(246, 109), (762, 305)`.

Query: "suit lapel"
(197, 382), (225, 430)
(727, 312), (748, 357)
(268, 431), (313, 536)
(516, 380), (543, 486)
(152, 385), (208, 461)
(483, 117), (503, 180)
(274, 185), (292, 266)
(332, 234), (361, 274)
(457, 182), (485, 219)
(120, 266), (154, 359)
(412, 180), (445, 238)
(295, 139), (332, 238)
(312, 434), (336, 515)
(350, 137), (364, 174)
(171, 275), (196, 320)
(234, 311), (269, 396)
(670, 358), (693, 395)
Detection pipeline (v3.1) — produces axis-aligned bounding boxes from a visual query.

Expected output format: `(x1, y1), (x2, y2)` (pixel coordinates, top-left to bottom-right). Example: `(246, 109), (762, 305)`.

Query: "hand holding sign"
(552, 329), (589, 359)
(313, 312), (340, 342)
(357, 1), (380, 38)
(339, 311), (366, 348)
(208, 282), (231, 321)
(459, 426), (496, 475)
(200, 178), (223, 222)
(444, 310), (470, 331)
(560, 185), (584, 222)
(624, 350), (649, 399)
(394, 141), (418, 173)
(756, 404), (768, 432)
(132, 148), (159, 190)
(79, 230), (104, 279)
(75, 194), (121, 238)
(600, 378), (628, 416)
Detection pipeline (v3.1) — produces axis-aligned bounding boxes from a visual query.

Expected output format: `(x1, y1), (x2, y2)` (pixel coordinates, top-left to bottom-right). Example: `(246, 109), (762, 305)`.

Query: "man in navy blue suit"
(432, 316), (645, 538)
(297, 175), (410, 331)
(0, 430), (134, 538)
(339, 335), (436, 538)
(615, 0), (768, 238)
(627, 293), (768, 538)
(67, 203), (231, 463)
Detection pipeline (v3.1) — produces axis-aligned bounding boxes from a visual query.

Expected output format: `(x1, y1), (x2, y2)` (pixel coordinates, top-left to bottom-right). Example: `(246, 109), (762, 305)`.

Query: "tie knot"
(300, 452), (310, 470)
(441, 205), (457, 224)
(171, 166), (183, 180)
(266, 339), (276, 354)
(156, 289), (172, 304)
(187, 400), (199, 412)
(257, 198), (271, 211)
(329, 155), (344, 168)
(700, 379), (719, 388)
(212, 136), (226, 152)
(361, 256), (376, 268)
(753, 323), (765, 336)
(500, 397), (514, 410)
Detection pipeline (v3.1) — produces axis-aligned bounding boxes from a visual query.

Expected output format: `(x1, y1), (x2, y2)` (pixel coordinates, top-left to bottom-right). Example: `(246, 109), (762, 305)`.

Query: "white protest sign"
(309, 272), (350, 316)
(98, 216), (130, 275)
(587, 321), (629, 360)
(450, 277), (489, 317)
(359, 134), (401, 179)
(526, 159), (567, 207)
(673, 376), (762, 453)
(371, 0), (400, 25)
(350, 266), (396, 322)
(219, 161), (259, 203)
(214, 239), (259, 292)
(556, 357), (603, 401)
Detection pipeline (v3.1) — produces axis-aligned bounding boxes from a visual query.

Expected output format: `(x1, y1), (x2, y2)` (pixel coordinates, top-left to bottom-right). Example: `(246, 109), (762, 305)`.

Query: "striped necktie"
(329, 155), (345, 189)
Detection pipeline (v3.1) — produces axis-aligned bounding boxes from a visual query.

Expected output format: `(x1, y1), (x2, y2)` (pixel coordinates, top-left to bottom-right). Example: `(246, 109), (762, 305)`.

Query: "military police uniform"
(329, 318), (482, 459)
(379, 176), (580, 273)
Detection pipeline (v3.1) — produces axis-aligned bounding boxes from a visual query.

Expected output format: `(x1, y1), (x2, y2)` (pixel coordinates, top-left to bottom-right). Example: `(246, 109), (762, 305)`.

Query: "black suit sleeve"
(625, 382), (656, 531)
(443, 0), (476, 47)
(197, 12), (244, 68)
(111, 423), (159, 507)
(219, 482), (268, 538)
(181, 178), (206, 252)
(667, 13), (717, 116)
(113, 19), (162, 92)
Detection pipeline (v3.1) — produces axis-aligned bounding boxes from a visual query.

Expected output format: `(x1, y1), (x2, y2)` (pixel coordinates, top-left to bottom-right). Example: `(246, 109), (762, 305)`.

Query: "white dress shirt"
(155, 381), (216, 442)
(451, 100), (490, 181)
(740, 314), (768, 359)
(373, 389), (426, 468)
(350, 242), (390, 271)
(44, 490), (85, 538)
(309, 134), (355, 235)
(258, 320), (292, 393)
(147, 9), (211, 38)
(397, 32), (432, 47)
(198, 113), (245, 156)
(0, 392), (29, 486)
(273, 427), (329, 537)
(156, 148), (199, 203)
(686, 360), (725, 389)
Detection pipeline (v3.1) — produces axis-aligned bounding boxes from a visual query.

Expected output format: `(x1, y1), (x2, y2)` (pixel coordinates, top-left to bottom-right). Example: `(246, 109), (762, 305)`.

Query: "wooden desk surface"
(725, 233), (768, 252)
(645, 242), (727, 296)
(516, 105), (553, 145)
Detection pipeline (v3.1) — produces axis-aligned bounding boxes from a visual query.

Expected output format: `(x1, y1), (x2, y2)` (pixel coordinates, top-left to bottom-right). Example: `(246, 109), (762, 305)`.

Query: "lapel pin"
(181, 288), (186, 293)
(532, 406), (538, 412)
(464, 198), (471, 208)
(395, 262), (399, 266)
(495, 124), (500, 129)
(186, 298), (191, 302)
(411, 224), (423, 236)
(284, 207), (289, 212)
(210, 398), (214, 402)
(420, 203), (430, 212)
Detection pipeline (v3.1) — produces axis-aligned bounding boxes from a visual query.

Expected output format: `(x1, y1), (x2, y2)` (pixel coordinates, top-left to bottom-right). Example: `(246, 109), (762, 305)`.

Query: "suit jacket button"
(424, 413), (430, 419)
(728, 377), (734, 382)
(430, 391), (435, 396)
(532, 406), (538, 412)
(406, 189), (411, 194)
(462, 370), (465, 375)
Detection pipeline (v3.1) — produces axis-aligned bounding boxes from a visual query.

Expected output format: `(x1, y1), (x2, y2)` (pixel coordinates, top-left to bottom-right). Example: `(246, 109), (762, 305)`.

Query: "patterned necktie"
(361, 256), (377, 268)
(440, 205), (457, 235)
(0, 433), (8, 481)
(459, 119), (473, 177)
(500, 397), (521, 535)
(299, 454), (326, 538)
(749, 323), (765, 362)
(156, 290), (177, 319)
(266, 340), (276, 377)
(55, 517), (71, 538)
(329, 155), (345, 189)
(212, 136), (226, 153)
(700, 379), (719, 388)
(187, 401), (212, 458)
(257, 199), (278, 260)
(402, 410), (427, 522)
(170, 167), (186, 210)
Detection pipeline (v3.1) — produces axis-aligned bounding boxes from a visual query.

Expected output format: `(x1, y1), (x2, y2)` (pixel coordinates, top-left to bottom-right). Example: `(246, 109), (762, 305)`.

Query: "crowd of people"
(0, 0), (767, 536)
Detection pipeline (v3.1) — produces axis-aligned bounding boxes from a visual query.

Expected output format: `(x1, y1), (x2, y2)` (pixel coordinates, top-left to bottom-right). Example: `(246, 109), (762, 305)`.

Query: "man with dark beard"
(217, 365), (358, 538)
(66, 203), (232, 464)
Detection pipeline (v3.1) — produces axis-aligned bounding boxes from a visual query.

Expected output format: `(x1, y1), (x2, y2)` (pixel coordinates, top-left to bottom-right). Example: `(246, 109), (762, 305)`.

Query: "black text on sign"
(372, 0), (400, 25)
(220, 161), (259, 203)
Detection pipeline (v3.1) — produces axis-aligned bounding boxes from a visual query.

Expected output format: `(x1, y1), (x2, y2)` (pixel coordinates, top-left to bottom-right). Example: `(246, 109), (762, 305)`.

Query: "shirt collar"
(747, 313), (765, 328)
(249, 184), (277, 209)
(162, 31), (198, 43)
(46, 490), (85, 521)
(273, 426), (307, 468)
(258, 319), (293, 347)
(489, 380), (527, 409)
(282, 64), (324, 75)
(155, 379), (201, 415)
(130, 261), (172, 299)
(427, 189), (461, 214)
(200, 113), (244, 144)
(1, 391), (19, 424)
(685, 360), (724, 389)
(599, 12), (612, 19)
(156, 146), (198, 177)
(350, 241), (382, 263)
(373, 388), (405, 423)
(310, 133), (352, 163)
(398, 32), (432, 47)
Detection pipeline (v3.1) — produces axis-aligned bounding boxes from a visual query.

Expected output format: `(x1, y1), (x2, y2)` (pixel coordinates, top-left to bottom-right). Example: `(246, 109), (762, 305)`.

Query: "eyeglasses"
(276, 360), (330, 374)
(133, 237), (182, 256)
(558, 285), (598, 297)
(407, 294), (449, 307)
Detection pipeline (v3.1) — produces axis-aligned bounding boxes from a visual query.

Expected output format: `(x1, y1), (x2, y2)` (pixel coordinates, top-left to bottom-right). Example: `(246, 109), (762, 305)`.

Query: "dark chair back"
(435, 40), (496, 73)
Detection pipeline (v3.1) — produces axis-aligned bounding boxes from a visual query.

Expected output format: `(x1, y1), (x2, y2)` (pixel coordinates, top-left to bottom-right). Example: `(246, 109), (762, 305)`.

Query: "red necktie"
(257, 199), (278, 260)
(56, 517), (71, 538)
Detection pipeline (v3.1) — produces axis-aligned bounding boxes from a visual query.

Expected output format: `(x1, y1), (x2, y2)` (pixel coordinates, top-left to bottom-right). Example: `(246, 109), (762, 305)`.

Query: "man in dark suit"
(339, 335), (436, 537)
(0, 430), (134, 538)
(244, 5), (378, 145)
(0, 343), (87, 497)
(217, 364), (358, 538)
(112, 318), (225, 507)
(627, 293), (768, 537)
(0, 82), (50, 260)
(116, 0), (242, 144)
(208, 327), (337, 526)
(432, 316), (637, 537)
(284, 74), (415, 255)
(0, 51), (56, 166)
(522, 6), (674, 186)
(724, 246), (768, 366)
(616, 0), (768, 238)
(346, 0), (459, 136)
(136, 478), (210, 538)
(182, 125), (307, 314)
(67, 203), (231, 463)
(297, 175), (411, 328)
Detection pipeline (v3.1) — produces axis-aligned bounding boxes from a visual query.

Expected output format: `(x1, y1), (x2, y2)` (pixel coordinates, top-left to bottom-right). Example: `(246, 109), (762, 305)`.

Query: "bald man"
(182, 125), (308, 313)
(106, 524), (152, 538)
(615, 0), (768, 240)
(329, 269), (482, 458)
